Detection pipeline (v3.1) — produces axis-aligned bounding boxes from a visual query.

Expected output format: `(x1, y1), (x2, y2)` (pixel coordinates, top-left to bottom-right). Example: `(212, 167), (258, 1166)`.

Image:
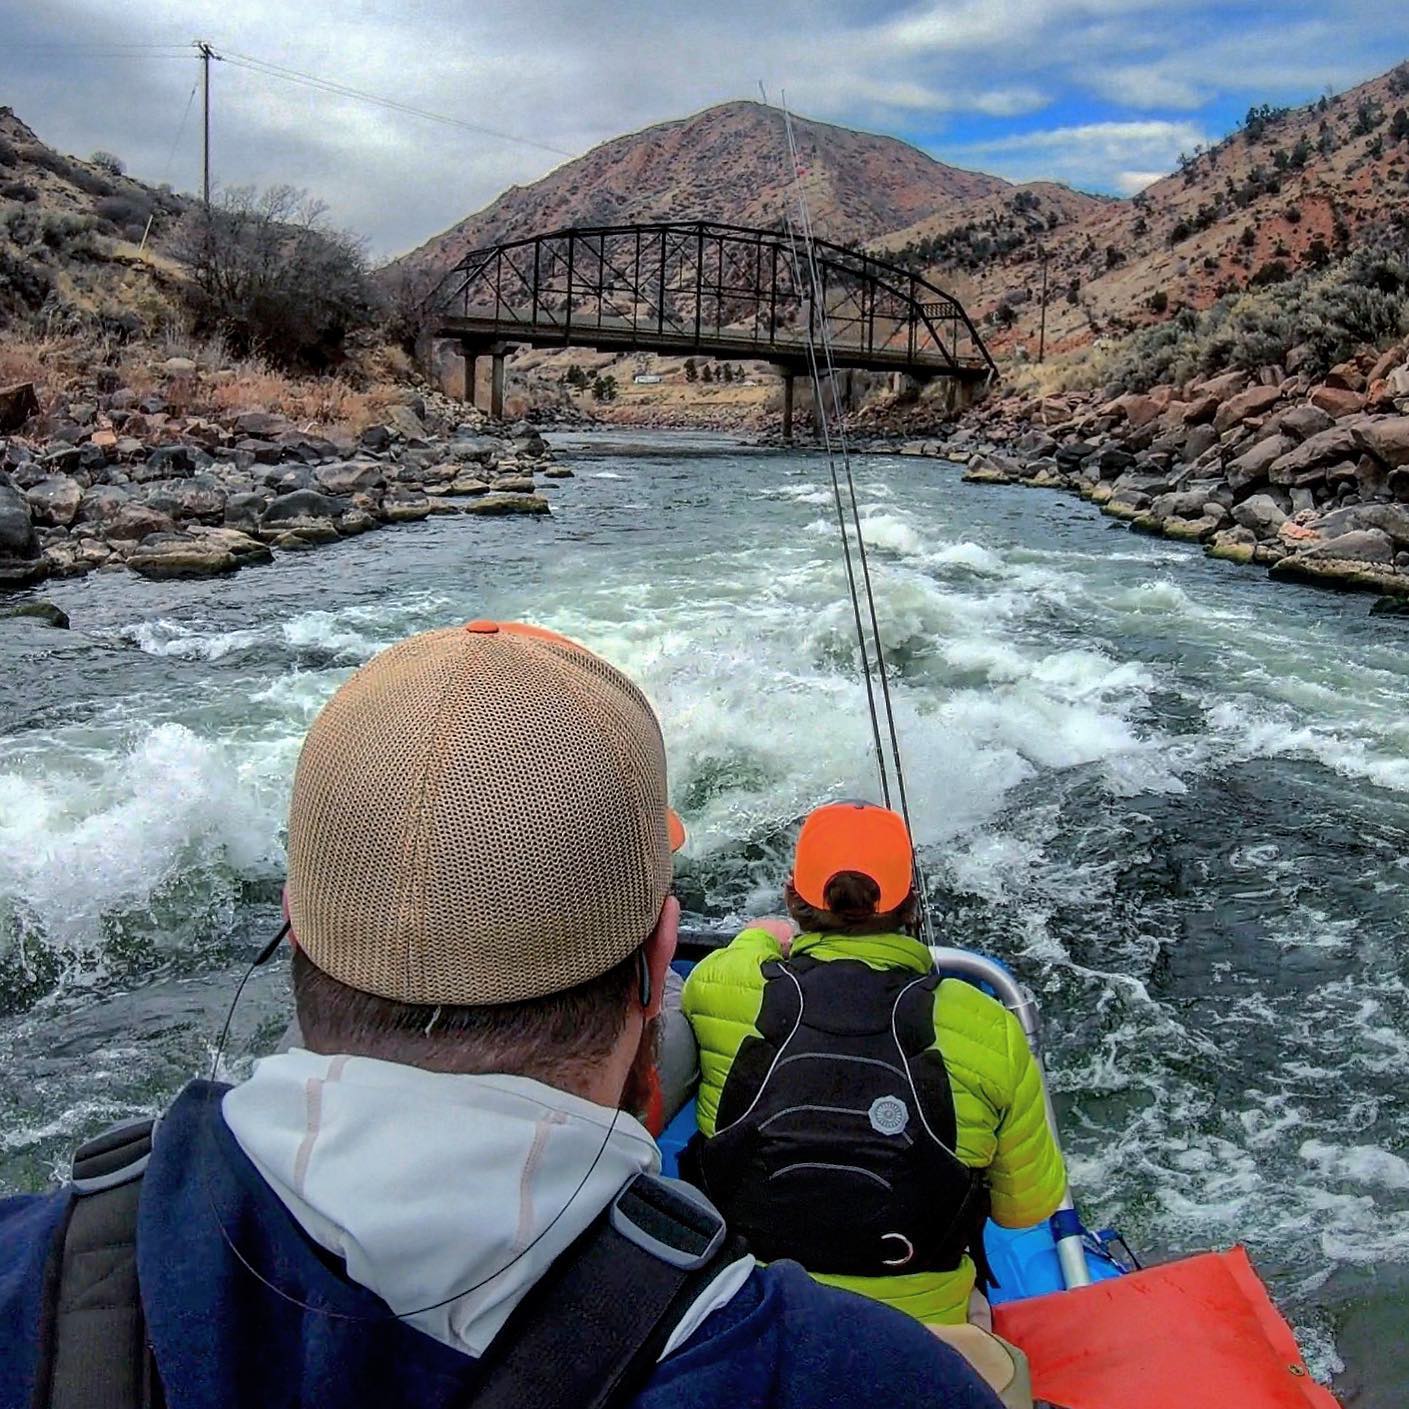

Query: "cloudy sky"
(4, 1), (1408, 259)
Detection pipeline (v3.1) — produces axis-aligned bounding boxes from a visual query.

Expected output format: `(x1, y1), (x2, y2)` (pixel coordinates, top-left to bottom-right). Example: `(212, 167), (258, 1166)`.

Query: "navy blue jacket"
(0, 1082), (1001, 1409)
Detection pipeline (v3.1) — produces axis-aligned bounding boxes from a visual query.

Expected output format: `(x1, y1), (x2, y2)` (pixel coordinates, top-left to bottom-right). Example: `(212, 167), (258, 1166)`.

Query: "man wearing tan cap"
(0, 623), (1001, 1409)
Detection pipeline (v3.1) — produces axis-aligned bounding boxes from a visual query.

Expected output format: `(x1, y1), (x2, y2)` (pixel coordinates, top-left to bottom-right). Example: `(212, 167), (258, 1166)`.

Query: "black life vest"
(680, 954), (992, 1283)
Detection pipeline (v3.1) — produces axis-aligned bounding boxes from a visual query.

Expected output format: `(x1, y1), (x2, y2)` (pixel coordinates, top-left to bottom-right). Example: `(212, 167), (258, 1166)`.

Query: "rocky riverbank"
(0, 367), (569, 590)
(867, 347), (1409, 605)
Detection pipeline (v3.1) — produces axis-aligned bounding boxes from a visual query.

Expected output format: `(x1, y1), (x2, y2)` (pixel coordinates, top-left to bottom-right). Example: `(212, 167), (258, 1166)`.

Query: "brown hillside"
(0, 106), (191, 330)
(399, 100), (1009, 273)
(922, 61), (1409, 364)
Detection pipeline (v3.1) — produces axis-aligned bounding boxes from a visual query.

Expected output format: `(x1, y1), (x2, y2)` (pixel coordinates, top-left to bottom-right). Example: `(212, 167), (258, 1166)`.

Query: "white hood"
(222, 1050), (751, 1359)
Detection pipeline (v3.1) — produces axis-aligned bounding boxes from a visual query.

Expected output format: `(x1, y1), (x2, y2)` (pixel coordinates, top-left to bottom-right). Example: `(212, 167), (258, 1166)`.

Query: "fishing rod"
(766, 87), (936, 942)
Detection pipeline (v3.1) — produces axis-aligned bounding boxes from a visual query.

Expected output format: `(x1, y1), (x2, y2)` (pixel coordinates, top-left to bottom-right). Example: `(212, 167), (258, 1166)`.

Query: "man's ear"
(641, 894), (679, 1021)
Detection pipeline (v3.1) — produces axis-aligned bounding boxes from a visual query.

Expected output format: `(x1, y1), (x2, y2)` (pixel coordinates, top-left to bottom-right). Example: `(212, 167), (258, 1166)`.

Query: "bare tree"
(173, 185), (375, 370)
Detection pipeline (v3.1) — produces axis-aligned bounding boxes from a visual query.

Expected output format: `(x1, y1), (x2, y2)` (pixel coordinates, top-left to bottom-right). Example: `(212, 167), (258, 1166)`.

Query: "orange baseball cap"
(791, 800), (914, 913)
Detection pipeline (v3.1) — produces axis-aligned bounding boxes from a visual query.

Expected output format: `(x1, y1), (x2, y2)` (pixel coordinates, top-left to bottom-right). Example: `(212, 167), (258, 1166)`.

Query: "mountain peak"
(401, 101), (1008, 268)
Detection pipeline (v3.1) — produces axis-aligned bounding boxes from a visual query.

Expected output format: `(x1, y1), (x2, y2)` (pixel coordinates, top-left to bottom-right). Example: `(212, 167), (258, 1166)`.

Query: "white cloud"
(2, 0), (1407, 251)
(952, 119), (1213, 191)
(1115, 169), (1167, 194)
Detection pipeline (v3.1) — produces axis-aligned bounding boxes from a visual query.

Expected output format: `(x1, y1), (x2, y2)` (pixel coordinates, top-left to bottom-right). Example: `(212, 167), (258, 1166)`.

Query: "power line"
(218, 48), (575, 158)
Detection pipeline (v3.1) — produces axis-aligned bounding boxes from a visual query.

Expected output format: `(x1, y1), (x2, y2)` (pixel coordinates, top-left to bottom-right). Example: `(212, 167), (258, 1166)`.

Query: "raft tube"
(992, 1247), (1338, 1409)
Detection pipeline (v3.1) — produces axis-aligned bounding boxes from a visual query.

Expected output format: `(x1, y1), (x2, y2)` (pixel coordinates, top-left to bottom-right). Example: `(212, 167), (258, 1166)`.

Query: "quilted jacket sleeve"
(986, 1007), (1067, 1228)
(680, 928), (779, 1137)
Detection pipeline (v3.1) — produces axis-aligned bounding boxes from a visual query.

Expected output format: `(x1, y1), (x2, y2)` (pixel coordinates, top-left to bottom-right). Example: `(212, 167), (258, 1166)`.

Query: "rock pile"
(889, 348), (1409, 602)
(0, 380), (561, 588)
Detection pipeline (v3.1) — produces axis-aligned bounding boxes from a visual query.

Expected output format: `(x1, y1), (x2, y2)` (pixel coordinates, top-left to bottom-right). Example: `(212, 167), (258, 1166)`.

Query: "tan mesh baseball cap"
(285, 620), (685, 1005)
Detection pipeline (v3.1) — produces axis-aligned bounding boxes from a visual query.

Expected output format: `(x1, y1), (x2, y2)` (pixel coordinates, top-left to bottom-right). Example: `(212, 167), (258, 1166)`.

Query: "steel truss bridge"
(426, 220), (996, 431)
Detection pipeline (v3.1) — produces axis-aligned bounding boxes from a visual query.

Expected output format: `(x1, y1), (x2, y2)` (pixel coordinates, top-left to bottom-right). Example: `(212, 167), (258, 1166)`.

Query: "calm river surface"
(1, 431), (1405, 1397)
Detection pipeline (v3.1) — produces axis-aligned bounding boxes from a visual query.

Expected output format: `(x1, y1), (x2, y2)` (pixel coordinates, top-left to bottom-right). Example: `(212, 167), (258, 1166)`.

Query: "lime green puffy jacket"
(681, 927), (1067, 1325)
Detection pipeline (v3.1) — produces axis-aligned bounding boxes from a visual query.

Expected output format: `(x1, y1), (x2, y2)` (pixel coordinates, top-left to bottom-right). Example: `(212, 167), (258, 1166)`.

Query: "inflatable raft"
(660, 938), (1339, 1409)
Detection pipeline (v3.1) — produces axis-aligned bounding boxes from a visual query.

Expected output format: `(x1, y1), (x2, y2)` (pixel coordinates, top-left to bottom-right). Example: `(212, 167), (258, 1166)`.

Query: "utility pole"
(1038, 243), (1049, 363)
(196, 40), (216, 207)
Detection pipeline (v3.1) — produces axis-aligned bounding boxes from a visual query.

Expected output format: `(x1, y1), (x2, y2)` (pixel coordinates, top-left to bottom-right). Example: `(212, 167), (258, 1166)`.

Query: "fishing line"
(198, 923), (625, 1323)
(762, 86), (890, 809)
(764, 85), (936, 940)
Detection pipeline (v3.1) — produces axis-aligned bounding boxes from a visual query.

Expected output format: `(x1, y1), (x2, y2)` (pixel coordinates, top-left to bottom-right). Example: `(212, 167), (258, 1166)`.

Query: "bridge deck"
(434, 313), (992, 380)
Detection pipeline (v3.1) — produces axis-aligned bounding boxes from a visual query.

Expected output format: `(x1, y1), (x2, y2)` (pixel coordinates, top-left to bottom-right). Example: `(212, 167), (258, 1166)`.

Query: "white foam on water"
(1300, 1141), (1409, 1192)
(1207, 699), (1409, 794)
(0, 722), (286, 950)
(118, 618), (264, 661)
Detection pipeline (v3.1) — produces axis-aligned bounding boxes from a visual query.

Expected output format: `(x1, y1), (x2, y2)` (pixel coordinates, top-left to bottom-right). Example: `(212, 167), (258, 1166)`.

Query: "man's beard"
(620, 1013), (664, 1121)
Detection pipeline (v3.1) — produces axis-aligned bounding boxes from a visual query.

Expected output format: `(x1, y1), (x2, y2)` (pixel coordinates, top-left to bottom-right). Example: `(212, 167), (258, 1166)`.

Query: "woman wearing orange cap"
(680, 800), (1066, 1331)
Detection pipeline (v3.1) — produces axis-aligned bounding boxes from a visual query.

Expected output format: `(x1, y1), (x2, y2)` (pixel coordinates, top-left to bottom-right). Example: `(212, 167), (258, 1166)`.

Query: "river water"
(1, 432), (1405, 1395)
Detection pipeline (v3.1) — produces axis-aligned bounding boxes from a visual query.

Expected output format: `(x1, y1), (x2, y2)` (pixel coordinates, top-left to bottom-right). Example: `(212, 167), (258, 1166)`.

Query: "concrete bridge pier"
(458, 339), (511, 419)
(459, 342), (479, 407)
(780, 370), (795, 442)
(490, 347), (507, 421)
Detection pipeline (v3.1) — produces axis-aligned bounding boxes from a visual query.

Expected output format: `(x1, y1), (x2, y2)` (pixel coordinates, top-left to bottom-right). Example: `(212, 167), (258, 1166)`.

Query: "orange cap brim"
(668, 809), (687, 852)
(792, 801), (912, 913)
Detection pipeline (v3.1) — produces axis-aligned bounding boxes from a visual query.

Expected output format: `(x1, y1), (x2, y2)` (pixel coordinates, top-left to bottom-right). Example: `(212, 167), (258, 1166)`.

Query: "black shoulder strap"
(465, 1173), (749, 1409)
(32, 1119), (161, 1409)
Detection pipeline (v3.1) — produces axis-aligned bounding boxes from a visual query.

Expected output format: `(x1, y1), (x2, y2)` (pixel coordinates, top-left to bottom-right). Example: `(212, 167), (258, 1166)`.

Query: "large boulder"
(37, 446), (83, 480)
(130, 445), (197, 483)
(1231, 494), (1289, 538)
(0, 599), (69, 628)
(385, 406), (428, 442)
(462, 492), (551, 517)
(1226, 435), (1291, 494)
(0, 472), (38, 559)
(1149, 490), (1210, 521)
(1276, 404), (1335, 442)
(1181, 394), (1219, 426)
(1297, 528), (1395, 564)
(1311, 501), (1409, 550)
(1195, 370), (1250, 402)
(1213, 384), (1281, 434)
(78, 485), (131, 525)
(962, 454), (1019, 485)
(25, 476), (83, 528)
(1270, 554), (1409, 596)
(107, 502), (178, 541)
(1207, 527), (1258, 564)
(1054, 441), (1098, 470)
(1015, 428), (1058, 458)
(1093, 446), (1135, 479)
(358, 424), (394, 454)
(416, 461), (462, 486)
(314, 461), (385, 496)
(261, 489), (349, 526)
(445, 435), (501, 464)
(233, 409), (289, 438)
(1269, 426), (1370, 487)
(1364, 417), (1409, 468)
(1160, 513), (1224, 543)
(262, 465), (317, 493)
(490, 475), (536, 494)
(126, 535), (240, 580)
(224, 492), (270, 533)
(1309, 386), (1366, 419)
(142, 475), (227, 524)
(380, 489), (433, 522)
(1181, 424), (1220, 463)
(185, 525), (274, 566)
(276, 433), (340, 464)
(510, 430), (549, 458)
(445, 477), (491, 497)
(0, 382), (40, 433)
